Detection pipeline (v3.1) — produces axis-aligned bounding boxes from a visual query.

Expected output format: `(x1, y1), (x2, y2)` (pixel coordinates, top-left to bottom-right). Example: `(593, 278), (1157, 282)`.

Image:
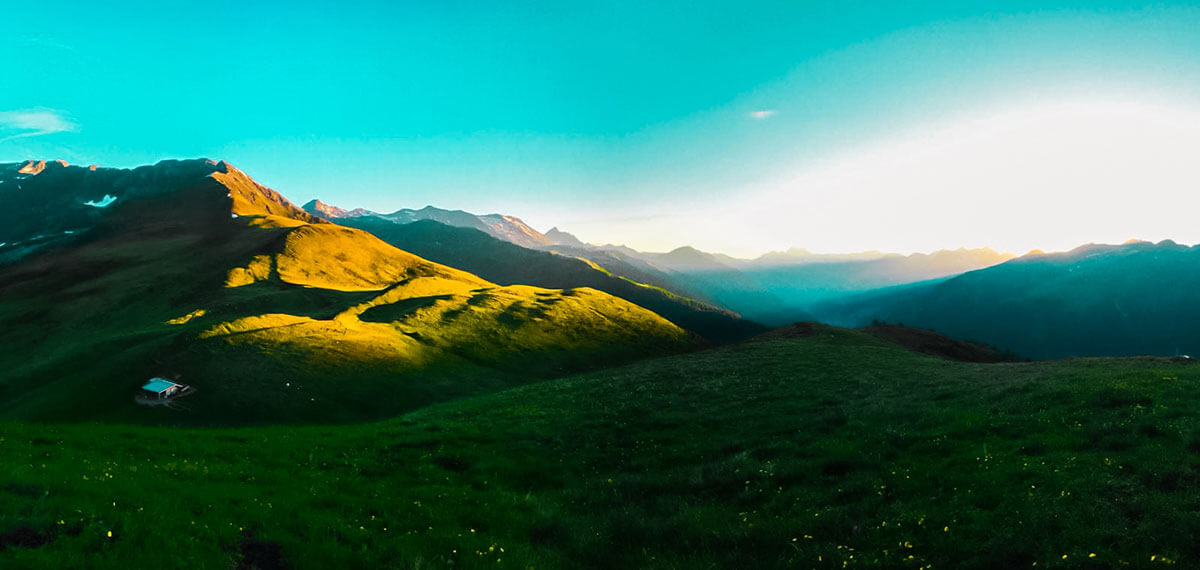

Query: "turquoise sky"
(4, 1), (1200, 255)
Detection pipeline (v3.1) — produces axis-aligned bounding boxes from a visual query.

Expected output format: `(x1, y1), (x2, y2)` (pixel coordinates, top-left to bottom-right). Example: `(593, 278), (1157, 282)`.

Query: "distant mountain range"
(751, 247), (898, 265)
(813, 240), (1200, 359)
(0, 160), (692, 424)
(733, 247), (1015, 323)
(531, 242), (1009, 325)
(305, 195), (1200, 360)
(303, 199), (1012, 324)
(302, 200), (554, 249)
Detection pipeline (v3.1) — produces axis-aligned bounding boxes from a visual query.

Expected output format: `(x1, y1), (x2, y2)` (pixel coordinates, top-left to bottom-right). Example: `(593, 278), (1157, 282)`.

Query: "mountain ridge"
(302, 200), (555, 249)
(0, 158), (321, 261)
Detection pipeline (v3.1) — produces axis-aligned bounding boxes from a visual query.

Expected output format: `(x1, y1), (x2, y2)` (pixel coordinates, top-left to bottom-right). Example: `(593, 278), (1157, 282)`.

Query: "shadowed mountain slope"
(0, 159), (692, 425)
(814, 240), (1200, 359)
(0, 159), (318, 264)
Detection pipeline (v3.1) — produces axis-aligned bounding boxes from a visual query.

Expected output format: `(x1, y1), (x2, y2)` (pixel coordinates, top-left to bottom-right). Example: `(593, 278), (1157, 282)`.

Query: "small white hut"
(141, 378), (183, 400)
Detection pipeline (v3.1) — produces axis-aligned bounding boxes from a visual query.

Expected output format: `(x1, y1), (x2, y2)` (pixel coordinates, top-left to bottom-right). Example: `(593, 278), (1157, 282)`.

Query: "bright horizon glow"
(554, 97), (1200, 257)
(723, 98), (1200, 256)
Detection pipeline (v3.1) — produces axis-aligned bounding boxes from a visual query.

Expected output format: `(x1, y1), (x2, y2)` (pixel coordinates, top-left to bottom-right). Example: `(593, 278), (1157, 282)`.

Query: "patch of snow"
(83, 194), (117, 208)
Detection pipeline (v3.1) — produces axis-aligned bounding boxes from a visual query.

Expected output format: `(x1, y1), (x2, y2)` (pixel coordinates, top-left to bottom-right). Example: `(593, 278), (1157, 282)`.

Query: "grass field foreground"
(2, 326), (1199, 568)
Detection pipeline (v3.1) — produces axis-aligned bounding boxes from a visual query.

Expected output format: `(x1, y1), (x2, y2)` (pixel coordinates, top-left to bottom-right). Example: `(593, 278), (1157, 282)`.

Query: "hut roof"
(142, 378), (179, 393)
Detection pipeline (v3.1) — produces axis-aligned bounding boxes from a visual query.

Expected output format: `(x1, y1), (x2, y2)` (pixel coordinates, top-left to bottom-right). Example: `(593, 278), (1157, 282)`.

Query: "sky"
(3, 1), (1200, 257)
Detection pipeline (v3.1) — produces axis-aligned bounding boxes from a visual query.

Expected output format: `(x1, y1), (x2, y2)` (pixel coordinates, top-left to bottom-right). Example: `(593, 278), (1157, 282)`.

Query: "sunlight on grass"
(164, 309), (206, 325)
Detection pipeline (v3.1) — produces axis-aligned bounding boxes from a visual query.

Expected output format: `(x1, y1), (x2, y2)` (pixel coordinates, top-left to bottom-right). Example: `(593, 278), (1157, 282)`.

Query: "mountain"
(599, 245), (1012, 325)
(300, 199), (374, 219)
(632, 246), (795, 322)
(739, 247), (1014, 324)
(545, 226), (586, 247)
(330, 217), (769, 344)
(538, 239), (1009, 325)
(304, 201), (555, 249)
(0, 159), (320, 264)
(648, 245), (747, 271)
(814, 240), (1200, 359)
(753, 247), (897, 265)
(541, 242), (719, 304)
(540, 240), (793, 321)
(0, 159), (693, 424)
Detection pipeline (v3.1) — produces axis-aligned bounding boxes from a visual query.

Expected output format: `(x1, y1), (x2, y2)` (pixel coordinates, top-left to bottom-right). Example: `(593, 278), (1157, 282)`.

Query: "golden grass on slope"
(225, 254), (274, 287)
(273, 224), (493, 292)
(242, 214), (309, 229)
(221, 222), (495, 292)
(198, 313), (316, 338)
(198, 279), (688, 380)
(196, 312), (429, 366)
(336, 277), (488, 320)
(357, 284), (690, 366)
(164, 309), (206, 325)
(573, 256), (614, 276)
(204, 208), (689, 373)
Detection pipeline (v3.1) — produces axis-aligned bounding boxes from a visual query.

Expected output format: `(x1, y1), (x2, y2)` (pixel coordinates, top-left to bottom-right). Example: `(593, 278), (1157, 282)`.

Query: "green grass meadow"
(2, 326), (1199, 568)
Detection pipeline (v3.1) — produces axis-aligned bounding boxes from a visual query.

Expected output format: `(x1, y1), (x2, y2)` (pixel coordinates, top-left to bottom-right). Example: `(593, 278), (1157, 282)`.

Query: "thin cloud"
(749, 110), (777, 119)
(0, 108), (77, 142)
(20, 35), (78, 53)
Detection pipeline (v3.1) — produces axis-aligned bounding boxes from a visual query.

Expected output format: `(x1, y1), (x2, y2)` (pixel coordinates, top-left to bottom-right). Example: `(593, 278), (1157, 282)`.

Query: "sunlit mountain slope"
(0, 159), (692, 424)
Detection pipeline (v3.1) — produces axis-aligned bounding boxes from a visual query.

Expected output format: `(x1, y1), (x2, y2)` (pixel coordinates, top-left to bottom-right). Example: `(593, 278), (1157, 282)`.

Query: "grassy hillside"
(3, 326), (1199, 568)
(814, 240), (1200, 359)
(0, 161), (692, 425)
(335, 218), (767, 344)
